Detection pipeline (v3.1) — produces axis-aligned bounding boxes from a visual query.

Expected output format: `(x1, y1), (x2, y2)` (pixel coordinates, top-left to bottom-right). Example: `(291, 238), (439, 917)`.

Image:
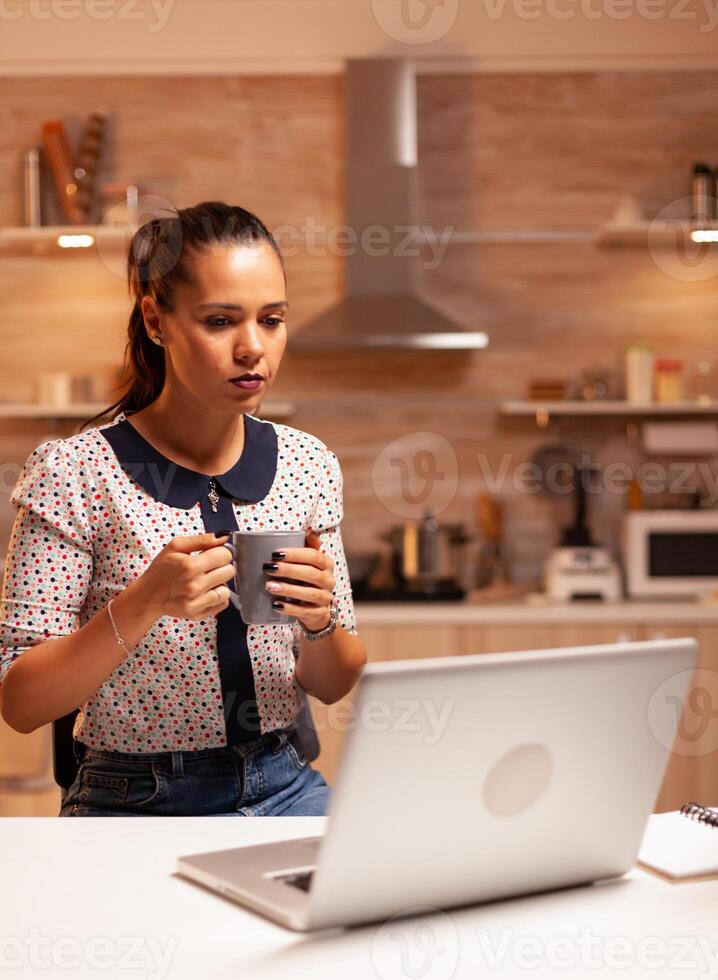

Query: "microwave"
(622, 510), (718, 598)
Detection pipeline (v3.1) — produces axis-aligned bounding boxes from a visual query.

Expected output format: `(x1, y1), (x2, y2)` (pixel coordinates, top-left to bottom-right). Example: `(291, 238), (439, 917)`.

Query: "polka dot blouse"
(0, 410), (358, 752)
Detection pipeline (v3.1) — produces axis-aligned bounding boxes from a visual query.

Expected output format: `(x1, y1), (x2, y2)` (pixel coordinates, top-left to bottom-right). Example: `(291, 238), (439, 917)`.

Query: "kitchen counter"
(3, 548), (715, 625)
(4, 817), (716, 980)
(354, 595), (718, 625)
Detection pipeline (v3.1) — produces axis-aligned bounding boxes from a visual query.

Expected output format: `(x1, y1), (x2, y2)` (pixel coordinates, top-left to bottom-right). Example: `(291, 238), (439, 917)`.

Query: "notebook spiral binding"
(680, 802), (718, 828)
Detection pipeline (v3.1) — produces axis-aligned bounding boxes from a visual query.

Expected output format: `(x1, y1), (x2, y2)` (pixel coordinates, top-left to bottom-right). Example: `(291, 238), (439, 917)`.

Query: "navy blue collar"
(99, 411), (278, 509)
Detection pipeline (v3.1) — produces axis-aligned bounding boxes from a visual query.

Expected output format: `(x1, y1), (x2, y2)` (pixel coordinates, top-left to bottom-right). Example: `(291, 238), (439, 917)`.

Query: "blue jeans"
(58, 725), (331, 817)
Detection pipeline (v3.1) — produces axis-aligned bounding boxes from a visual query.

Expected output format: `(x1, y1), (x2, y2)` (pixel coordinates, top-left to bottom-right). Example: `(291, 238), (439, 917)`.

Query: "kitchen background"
(2, 2), (718, 813)
(2, 70), (718, 584)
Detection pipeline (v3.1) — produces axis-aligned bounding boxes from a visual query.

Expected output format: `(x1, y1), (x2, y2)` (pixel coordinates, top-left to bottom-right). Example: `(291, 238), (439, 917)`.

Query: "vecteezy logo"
(95, 192), (182, 281)
(372, 432), (459, 519)
(401, 0), (446, 30)
(370, 906), (460, 980)
(647, 195), (718, 284)
(371, 0), (459, 44)
(647, 667), (718, 757)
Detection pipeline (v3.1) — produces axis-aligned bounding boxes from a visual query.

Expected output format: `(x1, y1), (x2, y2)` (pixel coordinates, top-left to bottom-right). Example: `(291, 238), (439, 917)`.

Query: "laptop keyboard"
(281, 870), (314, 892)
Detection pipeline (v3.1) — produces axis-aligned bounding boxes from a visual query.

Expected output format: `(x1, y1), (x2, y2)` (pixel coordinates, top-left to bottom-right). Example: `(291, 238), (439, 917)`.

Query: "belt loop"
(72, 739), (86, 766)
(171, 752), (184, 778)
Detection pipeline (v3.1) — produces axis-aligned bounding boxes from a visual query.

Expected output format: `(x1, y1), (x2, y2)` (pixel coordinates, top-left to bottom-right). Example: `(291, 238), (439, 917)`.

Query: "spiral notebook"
(638, 803), (718, 883)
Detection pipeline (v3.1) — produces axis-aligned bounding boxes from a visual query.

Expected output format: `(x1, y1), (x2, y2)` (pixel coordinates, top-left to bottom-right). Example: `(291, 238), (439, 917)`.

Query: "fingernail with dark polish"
(263, 561), (279, 571)
(214, 529), (232, 537)
(271, 600), (284, 609)
(271, 551), (286, 560)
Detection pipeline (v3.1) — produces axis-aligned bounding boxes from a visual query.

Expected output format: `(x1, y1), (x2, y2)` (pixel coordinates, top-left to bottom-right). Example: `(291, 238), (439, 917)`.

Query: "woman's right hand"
(138, 532), (237, 620)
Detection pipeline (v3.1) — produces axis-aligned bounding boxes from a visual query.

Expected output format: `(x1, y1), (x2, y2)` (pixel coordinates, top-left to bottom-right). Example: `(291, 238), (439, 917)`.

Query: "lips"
(231, 374), (264, 382)
(231, 376), (265, 391)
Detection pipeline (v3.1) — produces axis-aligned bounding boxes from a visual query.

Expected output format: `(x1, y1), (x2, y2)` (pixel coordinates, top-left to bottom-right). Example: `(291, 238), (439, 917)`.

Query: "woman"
(0, 201), (367, 816)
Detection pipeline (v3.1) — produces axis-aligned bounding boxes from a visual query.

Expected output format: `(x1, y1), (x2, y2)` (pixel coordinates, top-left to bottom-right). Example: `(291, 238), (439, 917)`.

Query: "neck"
(127, 390), (246, 476)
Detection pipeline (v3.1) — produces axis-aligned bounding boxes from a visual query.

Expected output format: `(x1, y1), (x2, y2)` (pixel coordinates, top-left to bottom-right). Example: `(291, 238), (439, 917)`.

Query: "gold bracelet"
(107, 598), (131, 656)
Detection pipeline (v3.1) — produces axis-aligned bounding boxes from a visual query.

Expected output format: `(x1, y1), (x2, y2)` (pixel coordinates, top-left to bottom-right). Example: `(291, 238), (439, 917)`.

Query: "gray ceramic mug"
(222, 530), (306, 625)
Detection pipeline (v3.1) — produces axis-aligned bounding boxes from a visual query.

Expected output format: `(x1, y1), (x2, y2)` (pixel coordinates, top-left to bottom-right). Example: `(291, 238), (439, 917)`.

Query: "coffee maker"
(543, 463), (621, 602)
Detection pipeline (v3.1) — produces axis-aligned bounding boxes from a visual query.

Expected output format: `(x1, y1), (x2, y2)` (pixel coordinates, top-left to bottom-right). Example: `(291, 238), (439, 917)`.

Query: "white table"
(2, 817), (717, 979)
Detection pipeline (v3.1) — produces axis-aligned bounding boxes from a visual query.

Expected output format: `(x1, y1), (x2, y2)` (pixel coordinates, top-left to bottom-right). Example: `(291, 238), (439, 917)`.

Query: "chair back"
(52, 710), (80, 791)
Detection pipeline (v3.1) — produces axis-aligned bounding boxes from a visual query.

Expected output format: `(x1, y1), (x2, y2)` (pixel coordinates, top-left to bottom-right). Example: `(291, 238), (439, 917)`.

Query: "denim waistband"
(73, 725), (298, 767)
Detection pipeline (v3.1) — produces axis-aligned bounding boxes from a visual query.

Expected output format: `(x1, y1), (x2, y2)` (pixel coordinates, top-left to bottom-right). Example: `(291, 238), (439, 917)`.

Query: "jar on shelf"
(624, 344), (655, 402)
(35, 371), (72, 407)
(655, 358), (685, 403)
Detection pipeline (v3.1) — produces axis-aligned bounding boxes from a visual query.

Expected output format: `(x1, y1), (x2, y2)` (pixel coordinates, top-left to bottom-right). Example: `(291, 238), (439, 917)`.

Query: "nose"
(232, 320), (265, 360)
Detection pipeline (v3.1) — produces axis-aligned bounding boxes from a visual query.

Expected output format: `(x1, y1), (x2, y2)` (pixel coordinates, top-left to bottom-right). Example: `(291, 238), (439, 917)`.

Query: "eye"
(205, 316), (285, 328)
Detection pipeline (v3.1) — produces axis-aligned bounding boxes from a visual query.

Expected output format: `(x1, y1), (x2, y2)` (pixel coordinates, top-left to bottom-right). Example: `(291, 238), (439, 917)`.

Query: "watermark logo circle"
(647, 196), (718, 284)
(370, 905), (460, 980)
(372, 432), (458, 519)
(95, 194), (182, 281)
(371, 0), (459, 44)
(647, 667), (718, 757)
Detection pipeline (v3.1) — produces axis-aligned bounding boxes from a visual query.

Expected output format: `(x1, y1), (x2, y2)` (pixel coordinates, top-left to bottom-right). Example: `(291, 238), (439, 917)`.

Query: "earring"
(150, 336), (163, 346)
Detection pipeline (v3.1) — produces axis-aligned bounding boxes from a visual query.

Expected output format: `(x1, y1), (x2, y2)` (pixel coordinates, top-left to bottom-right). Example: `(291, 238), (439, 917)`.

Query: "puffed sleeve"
(298, 446), (358, 639)
(0, 439), (94, 685)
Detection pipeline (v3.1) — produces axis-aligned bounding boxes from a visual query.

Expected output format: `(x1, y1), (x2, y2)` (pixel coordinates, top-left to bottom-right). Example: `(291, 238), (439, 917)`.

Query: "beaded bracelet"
(107, 598), (131, 656)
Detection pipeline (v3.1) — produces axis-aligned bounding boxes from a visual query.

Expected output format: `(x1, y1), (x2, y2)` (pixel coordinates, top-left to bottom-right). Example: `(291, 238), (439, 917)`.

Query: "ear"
(140, 294), (162, 335)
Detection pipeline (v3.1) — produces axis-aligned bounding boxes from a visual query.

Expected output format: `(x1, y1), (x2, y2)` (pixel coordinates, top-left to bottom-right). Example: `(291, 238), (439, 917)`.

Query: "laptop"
(176, 637), (698, 932)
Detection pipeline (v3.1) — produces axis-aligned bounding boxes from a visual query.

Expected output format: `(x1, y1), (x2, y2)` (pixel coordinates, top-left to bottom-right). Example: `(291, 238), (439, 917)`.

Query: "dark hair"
(80, 201), (285, 432)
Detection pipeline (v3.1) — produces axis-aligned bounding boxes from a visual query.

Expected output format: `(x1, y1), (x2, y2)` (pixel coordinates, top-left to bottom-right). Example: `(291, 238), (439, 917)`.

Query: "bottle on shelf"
(22, 147), (42, 227)
(624, 344), (655, 403)
(655, 359), (685, 404)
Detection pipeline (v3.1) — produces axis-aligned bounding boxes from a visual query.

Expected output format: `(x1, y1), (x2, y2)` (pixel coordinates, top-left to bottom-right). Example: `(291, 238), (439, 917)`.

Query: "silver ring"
(213, 588), (221, 603)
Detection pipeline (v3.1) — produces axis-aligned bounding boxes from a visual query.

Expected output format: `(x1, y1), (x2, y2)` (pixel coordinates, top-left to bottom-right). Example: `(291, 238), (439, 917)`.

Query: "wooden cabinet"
(0, 716), (60, 817)
(459, 623), (640, 656)
(638, 625), (718, 812)
(460, 625), (557, 655)
(310, 619), (717, 817)
(1, 614), (714, 817)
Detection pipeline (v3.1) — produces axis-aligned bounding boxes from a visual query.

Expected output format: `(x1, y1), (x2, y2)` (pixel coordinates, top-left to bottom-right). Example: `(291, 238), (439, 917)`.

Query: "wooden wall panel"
(418, 71), (718, 230)
(1, 69), (718, 579)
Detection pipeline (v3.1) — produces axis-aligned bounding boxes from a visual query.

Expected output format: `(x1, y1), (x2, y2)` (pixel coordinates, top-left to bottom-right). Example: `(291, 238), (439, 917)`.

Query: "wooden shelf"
(20, 222), (712, 255)
(0, 224), (138, 256)
(2, 225), (600, 255)
(500, 399), (718, 417)
(595, 220), (718, 248)
(0, 401), (296, 421)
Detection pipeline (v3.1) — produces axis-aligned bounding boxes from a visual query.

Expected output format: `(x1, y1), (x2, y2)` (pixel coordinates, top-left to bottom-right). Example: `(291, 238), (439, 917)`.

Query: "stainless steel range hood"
(290, 59), (489, 352)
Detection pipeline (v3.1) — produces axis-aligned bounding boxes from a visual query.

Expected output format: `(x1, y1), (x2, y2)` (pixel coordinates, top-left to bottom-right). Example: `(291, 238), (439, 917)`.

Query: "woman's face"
(142, 239), (288, 411)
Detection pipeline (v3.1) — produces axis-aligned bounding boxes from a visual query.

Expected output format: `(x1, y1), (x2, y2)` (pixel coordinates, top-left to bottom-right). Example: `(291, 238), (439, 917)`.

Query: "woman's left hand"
(263, 529), (335, 632)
